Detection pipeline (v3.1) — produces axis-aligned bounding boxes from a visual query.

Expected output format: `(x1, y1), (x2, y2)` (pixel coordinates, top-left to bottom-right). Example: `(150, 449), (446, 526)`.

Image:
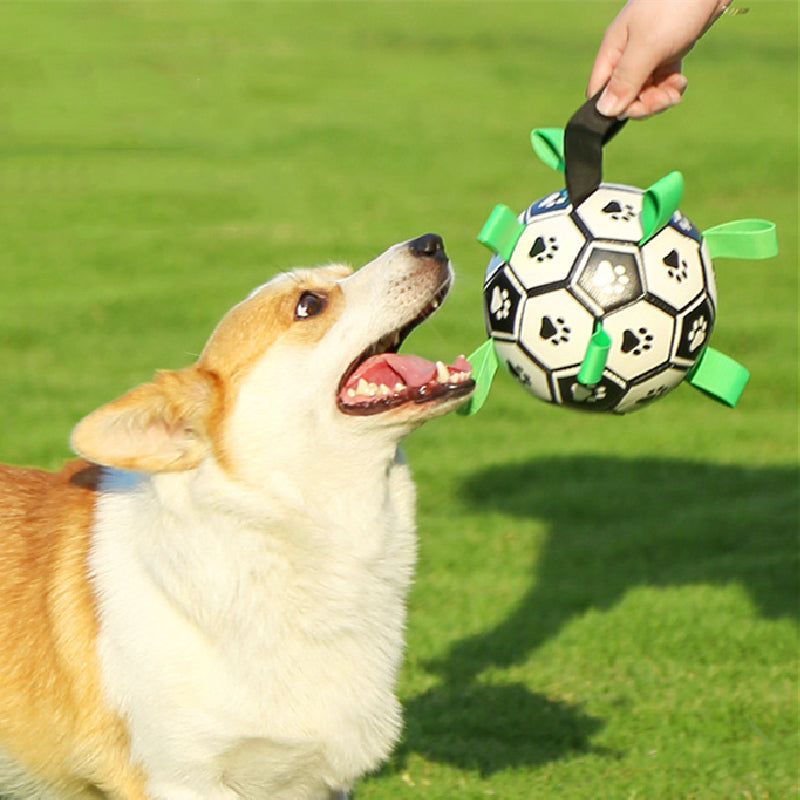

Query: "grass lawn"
(0, 1), (796, 798)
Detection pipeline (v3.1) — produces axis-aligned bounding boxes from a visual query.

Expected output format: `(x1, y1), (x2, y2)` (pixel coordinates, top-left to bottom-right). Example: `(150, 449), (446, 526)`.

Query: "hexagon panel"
(573, 242), (643, 313)
(669, 210), (702, 242)
(483, 263), (524, 341)
(674, 296), (715, 364)
(614, 367), (687, 413)
(573, 183), (644, 243)
(641, 225), (705, 312)
(493, 339), (552, 403)
(509, 210), (586, 291)
(604, 301), (676, 381)
(553, 368), (627, 412)
(523, 189), (571, 221)
(518, 289), (595, 371)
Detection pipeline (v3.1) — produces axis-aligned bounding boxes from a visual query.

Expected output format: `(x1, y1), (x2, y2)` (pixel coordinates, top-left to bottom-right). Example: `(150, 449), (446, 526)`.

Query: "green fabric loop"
(687, 346), (750, 407)
(577, 323), (611, 385)
(639, 170), (684, 244)
(702, 219), (778, 260)
(457, 339), (499, 416)
(477, 204), (525, 262)
(530, 128), (565, 172)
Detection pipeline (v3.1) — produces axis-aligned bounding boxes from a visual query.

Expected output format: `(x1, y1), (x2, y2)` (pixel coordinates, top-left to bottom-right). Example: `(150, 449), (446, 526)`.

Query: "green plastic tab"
(702, 219), (778, 260)
(687, 346), (750, 407)
(457, 339), (499, 416)
(477, 204), (525, 262)
(530, 128), (565, 171)
(640, 170), (684, 244)
(577, 323), (611, 385)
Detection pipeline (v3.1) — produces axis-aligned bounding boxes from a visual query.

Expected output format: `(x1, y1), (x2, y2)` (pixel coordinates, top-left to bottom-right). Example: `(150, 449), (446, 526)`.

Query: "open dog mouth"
(337, 281), (474, 416)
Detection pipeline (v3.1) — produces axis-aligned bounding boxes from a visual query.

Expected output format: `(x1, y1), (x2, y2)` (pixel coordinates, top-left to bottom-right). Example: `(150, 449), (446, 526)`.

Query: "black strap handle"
(564, 91), (627, 208)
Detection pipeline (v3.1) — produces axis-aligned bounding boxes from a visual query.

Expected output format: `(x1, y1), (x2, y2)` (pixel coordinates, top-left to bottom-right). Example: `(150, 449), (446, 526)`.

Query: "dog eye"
(294, 291), (327, 320)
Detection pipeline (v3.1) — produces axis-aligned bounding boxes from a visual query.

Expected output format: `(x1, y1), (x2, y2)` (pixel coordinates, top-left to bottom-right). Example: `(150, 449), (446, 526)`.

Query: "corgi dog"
(0, 234), (473, 800)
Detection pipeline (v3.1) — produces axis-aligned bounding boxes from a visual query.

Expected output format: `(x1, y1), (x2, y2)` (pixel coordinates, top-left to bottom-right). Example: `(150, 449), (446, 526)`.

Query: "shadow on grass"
(390, 682), (609, 777)
(396, 456), (797, 774)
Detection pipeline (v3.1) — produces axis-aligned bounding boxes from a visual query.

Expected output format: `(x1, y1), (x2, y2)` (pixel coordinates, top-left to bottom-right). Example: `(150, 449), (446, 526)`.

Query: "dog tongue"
(353, 354), (437, 388)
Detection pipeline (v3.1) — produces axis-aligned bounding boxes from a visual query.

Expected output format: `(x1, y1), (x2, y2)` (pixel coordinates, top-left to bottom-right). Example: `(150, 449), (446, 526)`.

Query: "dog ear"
(70, 367), (218, 472)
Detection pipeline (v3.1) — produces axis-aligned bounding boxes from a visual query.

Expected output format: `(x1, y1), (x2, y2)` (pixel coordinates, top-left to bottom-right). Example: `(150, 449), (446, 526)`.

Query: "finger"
(625, 80), (687, 119)
(596, 37), (668, 118)
(587, 41), (622, 99)
(587, 20), (628, 100)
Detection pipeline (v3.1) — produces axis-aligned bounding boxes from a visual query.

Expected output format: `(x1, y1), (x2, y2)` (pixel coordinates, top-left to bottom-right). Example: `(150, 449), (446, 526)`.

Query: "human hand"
(587, 0), (730, 119)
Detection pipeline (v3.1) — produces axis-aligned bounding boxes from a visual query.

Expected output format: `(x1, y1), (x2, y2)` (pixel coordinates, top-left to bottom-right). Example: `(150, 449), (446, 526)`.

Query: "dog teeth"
(349, 379), (403, 400)
(435, 362), (473, 385)
(346, 365), (470, 403)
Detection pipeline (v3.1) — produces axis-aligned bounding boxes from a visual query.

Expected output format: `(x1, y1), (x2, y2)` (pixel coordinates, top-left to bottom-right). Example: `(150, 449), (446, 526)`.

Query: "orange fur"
(72, 267), (349, 476)
(0, 461), (149, 799)
(198, 267), (350, 385)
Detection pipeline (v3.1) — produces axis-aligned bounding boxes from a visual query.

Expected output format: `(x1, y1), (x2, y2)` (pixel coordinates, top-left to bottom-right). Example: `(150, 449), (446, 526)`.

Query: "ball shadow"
(396, 456), (797, 774)
(390, 682), (609, 777)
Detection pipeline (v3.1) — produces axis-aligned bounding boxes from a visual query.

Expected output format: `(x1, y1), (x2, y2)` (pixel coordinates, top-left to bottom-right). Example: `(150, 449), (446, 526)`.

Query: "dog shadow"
(393, 456), (798, 775)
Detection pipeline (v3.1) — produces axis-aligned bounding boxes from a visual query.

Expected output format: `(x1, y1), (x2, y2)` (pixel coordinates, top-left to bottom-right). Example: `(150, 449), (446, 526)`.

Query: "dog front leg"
(219, 737), (347, 800)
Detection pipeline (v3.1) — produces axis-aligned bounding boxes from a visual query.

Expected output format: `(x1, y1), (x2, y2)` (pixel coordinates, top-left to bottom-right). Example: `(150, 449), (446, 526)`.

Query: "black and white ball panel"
(519, 290), (595, 371)
(572, 184), (644, 243)
(573, 243), (643, 314)
(484, 263), (525, 340)
(603, 301), (676, 382)
(641, 225), (706, 313)
(509, 212), (585, 292)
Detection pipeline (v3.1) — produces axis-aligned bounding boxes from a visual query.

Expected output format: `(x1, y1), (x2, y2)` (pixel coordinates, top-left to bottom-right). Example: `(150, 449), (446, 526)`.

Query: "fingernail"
(596, 89), (623, 118)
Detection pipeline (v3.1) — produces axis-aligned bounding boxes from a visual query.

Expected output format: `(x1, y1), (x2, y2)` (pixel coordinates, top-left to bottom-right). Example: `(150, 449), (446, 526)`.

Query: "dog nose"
(409, 233), (447, 262)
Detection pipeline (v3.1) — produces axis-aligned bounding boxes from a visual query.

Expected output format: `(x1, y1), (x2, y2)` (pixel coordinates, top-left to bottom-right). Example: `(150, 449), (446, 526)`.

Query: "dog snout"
(408, 233), (447, 263)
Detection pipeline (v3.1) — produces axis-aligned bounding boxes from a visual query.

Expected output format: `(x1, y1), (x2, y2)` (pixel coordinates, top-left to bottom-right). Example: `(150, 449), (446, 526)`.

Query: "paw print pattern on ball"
(641, 225), (706, 313)
(482, 265), (524, 339)
(529, 236), (559, 263)
(554, 370), (626, 411)
(490, 286), (511, 321)
(507, 361), (532, 386)
(687, 317), (708, 352)
(574, 245), (642, 313)
(669, 210), (702, 242)
(601, 200), (635, 222)
(675, 297), (715, 363)
(593, 260), (629, 295)
(510, 212), (585, 292)
(662, 249), (689, 282)
(570, 381), (606, 403)
(539, 315), (571, 346)
(523, 190), (570, 221)
(518, 290), (595, 371)
(621, 327), (654, 356)
(604, 301), (674, 381)
(573, 184), (644, 242)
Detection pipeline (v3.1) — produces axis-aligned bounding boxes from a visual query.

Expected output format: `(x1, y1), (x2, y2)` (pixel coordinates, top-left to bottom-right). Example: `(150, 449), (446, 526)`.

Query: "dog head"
(71, 235), (474, 483)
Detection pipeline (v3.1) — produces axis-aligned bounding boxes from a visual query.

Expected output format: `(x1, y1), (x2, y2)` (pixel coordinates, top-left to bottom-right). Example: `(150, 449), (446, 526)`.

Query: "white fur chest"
(88, 457), (417, 799)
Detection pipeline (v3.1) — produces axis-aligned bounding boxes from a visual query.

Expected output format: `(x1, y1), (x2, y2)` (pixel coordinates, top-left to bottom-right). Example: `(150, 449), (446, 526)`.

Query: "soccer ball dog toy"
(462, 96), (778, 415)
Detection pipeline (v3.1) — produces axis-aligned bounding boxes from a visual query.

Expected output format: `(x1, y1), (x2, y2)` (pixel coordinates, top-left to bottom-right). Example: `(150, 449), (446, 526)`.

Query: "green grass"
(0, 1), (796, 798)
